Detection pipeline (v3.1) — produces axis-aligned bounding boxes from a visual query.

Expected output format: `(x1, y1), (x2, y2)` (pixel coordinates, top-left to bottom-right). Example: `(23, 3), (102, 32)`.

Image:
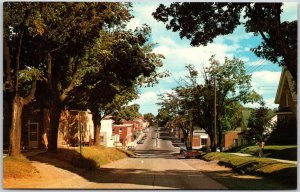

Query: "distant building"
(21, 105), (44, 149)
(112, 124), (134, 146)
(192, 129), (210, 149)
(58, 109), (94, 146)
(223, 129), (245, 149)
(100, 116), (115, 147)
(268, 67), (297, 144)
(275, 67), (297, 125)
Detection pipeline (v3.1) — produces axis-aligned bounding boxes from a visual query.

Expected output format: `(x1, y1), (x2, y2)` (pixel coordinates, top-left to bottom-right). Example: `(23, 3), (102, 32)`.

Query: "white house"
(192, 129), (209, 149)
(100, 116), (115, 147)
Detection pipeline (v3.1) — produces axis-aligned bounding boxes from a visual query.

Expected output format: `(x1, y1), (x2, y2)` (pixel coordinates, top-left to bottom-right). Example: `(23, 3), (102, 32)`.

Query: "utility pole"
(214, 77), (217, 151)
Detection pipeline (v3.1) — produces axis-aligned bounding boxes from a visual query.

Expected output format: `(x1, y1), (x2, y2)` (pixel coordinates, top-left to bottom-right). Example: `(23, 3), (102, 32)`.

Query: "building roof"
(113, 124), (133, 127)
(275, 67), (297, 104)
(102, 115), (114, 120)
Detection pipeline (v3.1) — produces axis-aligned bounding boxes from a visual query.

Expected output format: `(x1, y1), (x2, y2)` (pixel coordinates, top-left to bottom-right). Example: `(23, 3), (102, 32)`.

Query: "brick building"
(112, 124), (134, 146)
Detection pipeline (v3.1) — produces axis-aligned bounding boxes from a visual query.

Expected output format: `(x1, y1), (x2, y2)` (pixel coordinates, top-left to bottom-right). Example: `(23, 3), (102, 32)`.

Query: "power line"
(245, 59), (266, 74)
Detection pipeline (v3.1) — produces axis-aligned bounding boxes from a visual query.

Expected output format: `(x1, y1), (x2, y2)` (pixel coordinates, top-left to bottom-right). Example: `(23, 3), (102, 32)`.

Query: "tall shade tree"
(33, 2), (133, 152)
(4, 3), (44, 156)
(153, 2), (297, 87)
(66, 25), (165, 146)
(157, 91), (193, 149)
(199, 57), (261, 150)
(244, 102), (273, 144)
(4, 2), (166, 154)
(157, 57), (261, 151)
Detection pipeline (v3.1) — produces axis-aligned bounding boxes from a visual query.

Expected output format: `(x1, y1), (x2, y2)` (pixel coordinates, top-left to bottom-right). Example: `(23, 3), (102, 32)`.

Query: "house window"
(201, 138), (207, 146)
(119, 128), (123, 134)
(233, 139), (238, 147)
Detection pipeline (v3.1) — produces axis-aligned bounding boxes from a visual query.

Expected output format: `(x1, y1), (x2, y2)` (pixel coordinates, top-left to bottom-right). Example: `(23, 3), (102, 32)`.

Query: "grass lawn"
(3, 146), (130, 181)
(3, 156), (39, 179)
(40, 146), (130, 170)
(202, 152), (297, 189)
(235, 145), (297, 161)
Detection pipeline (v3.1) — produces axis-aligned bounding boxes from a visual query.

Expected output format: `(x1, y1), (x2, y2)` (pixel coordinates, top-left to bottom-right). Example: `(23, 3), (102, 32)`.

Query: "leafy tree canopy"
(144, 113), (155, 126)
(114, 104), (141, 123)
(153, 3), (297, 85)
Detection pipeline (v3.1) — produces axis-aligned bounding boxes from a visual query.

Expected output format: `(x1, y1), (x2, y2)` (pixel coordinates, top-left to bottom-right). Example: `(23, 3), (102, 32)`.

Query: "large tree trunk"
(42, 108), (50, 149)
(93, 115), (101, 146)
(209, 132), (216, 152)
(9, 96), (24, 157)
(9, 80), (37, 157)
(47, 103), (61, 153)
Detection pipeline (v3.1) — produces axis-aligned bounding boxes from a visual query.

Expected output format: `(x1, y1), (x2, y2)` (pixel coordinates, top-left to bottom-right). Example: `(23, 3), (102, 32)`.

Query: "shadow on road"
(25, 150), (284, 189)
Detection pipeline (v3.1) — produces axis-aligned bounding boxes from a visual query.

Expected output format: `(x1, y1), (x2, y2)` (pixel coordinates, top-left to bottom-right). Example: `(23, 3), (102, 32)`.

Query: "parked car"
(127, 146), (135, 151)
(137, 140), (144, 144)
(182, 150), (201, 159)
(179, 146), (187, 154)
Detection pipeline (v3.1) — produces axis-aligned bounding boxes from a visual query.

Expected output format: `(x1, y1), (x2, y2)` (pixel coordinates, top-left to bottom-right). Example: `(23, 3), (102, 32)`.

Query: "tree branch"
(23, 80), (37, 105)
(59, 69), (78, 102)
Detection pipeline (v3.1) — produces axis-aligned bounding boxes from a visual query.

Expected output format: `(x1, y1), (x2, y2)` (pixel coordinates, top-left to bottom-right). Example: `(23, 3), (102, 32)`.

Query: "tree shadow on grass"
(201, 169), (293, 190)
(215, 160), (297, 189)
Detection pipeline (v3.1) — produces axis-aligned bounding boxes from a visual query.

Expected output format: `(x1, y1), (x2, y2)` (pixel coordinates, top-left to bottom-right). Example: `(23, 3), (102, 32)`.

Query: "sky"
(127, 2), (298, 116)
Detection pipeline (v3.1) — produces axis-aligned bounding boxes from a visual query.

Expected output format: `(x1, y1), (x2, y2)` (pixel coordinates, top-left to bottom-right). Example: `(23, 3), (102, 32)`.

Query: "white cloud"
(244, 98), (279, 109)
(240, 57), (250, 62)
(126, 19), (142, 30)
(133, 91), (158, 105)
(237, 70), (281, 109)
(252, 70), (281, 84)
(157, 37), (179, 48)
(282, 3), (298, 22)
(153, 42), (237, 71)
(214, 25), (253, 45)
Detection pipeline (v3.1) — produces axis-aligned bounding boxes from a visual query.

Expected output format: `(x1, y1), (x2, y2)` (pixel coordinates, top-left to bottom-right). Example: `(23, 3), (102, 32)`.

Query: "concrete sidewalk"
(230, 152), (297, 165)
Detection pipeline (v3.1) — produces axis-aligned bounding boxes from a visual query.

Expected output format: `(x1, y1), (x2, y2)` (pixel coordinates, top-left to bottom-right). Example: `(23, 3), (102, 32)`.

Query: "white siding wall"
(100, 119), (114, 147)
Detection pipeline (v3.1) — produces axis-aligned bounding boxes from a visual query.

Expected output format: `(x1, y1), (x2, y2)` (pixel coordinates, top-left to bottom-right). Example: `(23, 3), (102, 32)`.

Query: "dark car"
(127, 146), (135, 151)
(137, 140), (144, 144)
(182, 150), (201, 159)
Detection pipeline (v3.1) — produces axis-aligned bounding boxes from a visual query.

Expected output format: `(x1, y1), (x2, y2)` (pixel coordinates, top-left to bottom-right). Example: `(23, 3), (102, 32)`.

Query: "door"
(28, 123), (39, 148)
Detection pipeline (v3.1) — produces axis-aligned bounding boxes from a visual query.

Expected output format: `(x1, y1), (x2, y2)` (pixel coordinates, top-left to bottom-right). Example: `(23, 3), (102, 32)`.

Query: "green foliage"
(235, 145), (297, 161)
(244, 102), (273, 143)
(202, 152), (297, 189)
(157, 56), (262, 150)
(4, 2), (166, 151)
(156, 108), (171, 127)
(114, 104), (141, 122)
(143, 113), (155, 126)
(153, 2), (297, 85)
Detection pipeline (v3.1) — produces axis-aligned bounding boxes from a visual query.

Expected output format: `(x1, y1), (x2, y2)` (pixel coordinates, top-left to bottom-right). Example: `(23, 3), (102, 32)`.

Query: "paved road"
(88, 127), (226, 189)
(134, 127), (180, 158)
(4, 127), (227, 189)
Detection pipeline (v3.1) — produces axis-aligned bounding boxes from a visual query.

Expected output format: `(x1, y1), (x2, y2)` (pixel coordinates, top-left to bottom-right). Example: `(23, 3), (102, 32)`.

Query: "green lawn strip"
(202, 152), (297, 189)
(3, 156), (39, 179)
(236, 145), (297, 161)
(39, 146), (129, 170)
